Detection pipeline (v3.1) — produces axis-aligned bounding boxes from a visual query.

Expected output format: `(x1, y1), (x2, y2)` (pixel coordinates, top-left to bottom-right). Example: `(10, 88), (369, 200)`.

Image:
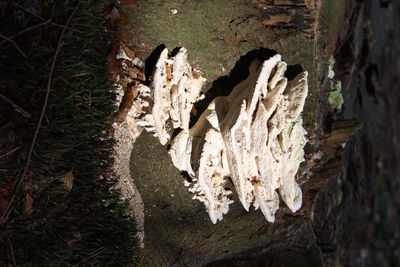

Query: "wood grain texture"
(251, 0), (317, 35)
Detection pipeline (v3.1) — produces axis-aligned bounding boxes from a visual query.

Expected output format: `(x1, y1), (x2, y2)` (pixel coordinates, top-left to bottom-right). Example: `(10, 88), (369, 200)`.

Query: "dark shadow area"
(144, 44), (166, 84)
(286, 64), (304, 80)
(204, 247), (322, 267)
(170, 46), (183, 57)
(181, 171), (192, 183)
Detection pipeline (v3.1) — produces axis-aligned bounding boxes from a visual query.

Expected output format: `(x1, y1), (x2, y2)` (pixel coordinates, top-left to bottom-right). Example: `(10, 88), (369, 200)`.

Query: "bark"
(251, 0), (317, 35)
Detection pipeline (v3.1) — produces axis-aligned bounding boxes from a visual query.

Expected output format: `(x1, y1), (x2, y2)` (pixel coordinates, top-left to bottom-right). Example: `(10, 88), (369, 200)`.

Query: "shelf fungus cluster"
(128, 48), (309, 224)
(135, 47), (206, 144)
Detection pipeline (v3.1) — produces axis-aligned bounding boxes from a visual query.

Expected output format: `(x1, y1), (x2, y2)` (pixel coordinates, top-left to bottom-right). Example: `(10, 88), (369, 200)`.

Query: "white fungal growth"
(151, 47), (205, 145)
(131, 48), (308, 224)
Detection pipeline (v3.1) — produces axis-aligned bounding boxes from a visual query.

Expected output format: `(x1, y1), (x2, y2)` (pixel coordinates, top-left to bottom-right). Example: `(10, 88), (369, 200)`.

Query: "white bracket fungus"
(127, 48), (308, 224)
(150, 47), (206, 145)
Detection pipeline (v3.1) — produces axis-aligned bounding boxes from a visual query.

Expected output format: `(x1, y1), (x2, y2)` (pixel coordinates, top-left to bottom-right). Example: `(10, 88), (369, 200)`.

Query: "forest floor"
(0, 1), (139, 265)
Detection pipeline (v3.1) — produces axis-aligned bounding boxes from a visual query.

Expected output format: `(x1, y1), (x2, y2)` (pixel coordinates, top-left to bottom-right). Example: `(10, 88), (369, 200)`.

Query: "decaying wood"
(252, 0), (317, 35)
(323, 120), (362, 150)
(116, 84), (139, 124)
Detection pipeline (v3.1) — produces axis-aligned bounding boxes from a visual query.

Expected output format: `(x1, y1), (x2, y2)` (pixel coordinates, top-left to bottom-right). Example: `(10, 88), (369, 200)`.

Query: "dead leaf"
(62, 170), (74, 191)
(26, 193), (33, 215)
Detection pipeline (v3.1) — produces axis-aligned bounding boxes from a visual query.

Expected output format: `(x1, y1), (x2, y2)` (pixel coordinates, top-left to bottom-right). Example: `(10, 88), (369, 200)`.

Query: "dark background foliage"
(0, 0), (138, 265)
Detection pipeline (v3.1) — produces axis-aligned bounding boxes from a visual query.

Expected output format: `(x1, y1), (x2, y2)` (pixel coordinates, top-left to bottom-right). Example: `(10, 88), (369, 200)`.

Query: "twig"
(0, 0), (81, 225)
(0, 94), (31, 118)
(6, 0), (83, 34)
(6, 234), (16, 266)
(0, 33), (27, 58)
(0, 147), (20, 159)
(0, 19), (52, 46)
(19, 0), (80, 188)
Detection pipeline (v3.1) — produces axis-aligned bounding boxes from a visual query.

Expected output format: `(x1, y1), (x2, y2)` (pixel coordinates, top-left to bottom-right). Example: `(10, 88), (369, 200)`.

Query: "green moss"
(328, 80), (344, 111)
(329, 55), (336, 67)
(129, 0), (259, 81)
(319, 0), (347, 52)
